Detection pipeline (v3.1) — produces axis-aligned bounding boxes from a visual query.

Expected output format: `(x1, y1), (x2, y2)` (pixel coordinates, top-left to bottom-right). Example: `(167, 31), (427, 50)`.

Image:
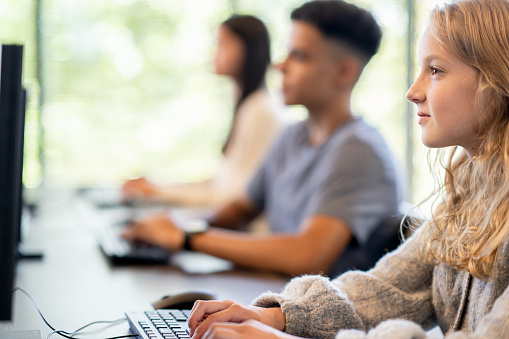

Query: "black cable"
(13, 287), (139, 339)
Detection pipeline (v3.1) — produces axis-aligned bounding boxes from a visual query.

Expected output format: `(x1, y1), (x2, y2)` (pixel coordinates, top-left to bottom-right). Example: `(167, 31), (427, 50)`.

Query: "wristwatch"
(181, 219), (209, 252)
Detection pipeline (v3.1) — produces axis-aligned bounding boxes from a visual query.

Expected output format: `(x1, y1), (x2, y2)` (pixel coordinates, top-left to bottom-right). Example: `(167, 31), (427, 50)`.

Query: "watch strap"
(183, 233), (194, 252)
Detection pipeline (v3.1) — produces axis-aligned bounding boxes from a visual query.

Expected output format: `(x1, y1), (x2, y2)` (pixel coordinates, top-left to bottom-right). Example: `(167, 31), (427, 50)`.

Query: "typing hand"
(121, 214), (184, 251)
(199, 320), (296, 339)
(122, 177), (158, 200)
(188, 300), (286, 339)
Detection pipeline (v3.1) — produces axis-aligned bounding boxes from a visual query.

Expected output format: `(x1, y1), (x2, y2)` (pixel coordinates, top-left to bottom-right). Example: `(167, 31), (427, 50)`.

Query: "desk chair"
(328, 214), (419, 277)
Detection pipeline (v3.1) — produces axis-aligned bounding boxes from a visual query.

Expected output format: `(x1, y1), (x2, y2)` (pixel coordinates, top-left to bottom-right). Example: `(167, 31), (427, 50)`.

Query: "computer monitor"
(0, 44), (25, 321)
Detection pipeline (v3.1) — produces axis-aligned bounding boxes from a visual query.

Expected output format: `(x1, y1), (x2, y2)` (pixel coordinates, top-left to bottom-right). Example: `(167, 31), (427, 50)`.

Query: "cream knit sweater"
(253, 230), (509, 338)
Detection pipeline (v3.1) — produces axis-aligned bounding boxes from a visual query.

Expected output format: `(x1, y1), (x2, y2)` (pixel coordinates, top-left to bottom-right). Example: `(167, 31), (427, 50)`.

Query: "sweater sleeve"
(334, 320), (431, 339)
(253, 275), (364, 338)
(253, 231), (436, 339)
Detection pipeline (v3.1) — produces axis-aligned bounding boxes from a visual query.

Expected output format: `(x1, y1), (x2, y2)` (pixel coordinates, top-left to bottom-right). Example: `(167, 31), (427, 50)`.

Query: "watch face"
(183, 219), (209, 234)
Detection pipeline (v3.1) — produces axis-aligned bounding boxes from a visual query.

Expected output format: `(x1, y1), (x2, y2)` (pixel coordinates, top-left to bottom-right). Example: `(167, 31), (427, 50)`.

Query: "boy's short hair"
(291, 0), (382, 61)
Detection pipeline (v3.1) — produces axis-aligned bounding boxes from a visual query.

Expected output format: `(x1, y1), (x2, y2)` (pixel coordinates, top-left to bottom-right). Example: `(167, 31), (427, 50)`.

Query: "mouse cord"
(13, 287), (139, 339)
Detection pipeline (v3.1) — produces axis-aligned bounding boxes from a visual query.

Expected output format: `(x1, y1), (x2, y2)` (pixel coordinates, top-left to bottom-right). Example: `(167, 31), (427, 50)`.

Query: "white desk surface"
(0, 189), (289, 338)
(0, 188), (443, 338)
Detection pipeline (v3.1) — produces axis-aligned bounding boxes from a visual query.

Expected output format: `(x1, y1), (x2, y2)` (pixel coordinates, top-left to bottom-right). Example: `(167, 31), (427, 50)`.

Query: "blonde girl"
(185, 0), (509, 338)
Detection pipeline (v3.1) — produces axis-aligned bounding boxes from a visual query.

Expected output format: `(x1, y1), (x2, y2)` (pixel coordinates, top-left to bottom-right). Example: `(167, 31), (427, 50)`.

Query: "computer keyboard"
(96, 223), (170, 265)
(126, 309), (191, 339)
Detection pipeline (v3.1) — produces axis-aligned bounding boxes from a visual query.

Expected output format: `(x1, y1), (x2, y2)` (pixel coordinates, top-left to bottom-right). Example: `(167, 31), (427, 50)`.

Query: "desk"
(0, 189), (289, 338)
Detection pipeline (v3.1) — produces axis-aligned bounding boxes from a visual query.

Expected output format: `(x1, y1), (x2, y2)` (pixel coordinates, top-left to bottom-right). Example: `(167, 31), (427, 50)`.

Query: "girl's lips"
(417, 112), (430, 124)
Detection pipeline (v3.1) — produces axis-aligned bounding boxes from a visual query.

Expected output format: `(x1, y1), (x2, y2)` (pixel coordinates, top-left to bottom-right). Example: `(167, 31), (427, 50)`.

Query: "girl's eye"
(429, 66), (441, 75)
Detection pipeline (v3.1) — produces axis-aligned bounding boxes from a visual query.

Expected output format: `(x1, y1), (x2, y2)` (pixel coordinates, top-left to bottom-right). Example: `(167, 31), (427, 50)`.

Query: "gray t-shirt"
(247, 117), (400, 275)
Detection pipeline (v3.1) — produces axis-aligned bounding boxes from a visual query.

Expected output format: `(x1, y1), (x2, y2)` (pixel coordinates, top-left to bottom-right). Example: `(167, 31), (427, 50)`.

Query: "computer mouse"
(152, 290), (218, 310)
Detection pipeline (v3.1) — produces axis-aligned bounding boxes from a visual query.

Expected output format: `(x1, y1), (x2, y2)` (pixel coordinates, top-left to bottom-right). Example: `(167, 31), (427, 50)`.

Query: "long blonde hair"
(418, 0), (509, 279)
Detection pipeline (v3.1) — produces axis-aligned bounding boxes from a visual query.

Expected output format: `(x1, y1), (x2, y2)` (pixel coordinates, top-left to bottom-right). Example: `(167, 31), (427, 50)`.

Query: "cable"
(13, 287), (139, 339)
(46, 318), (127, 339)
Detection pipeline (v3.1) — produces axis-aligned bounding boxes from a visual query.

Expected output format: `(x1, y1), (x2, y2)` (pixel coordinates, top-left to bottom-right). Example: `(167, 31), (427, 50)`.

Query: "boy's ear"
(334, 56), (363, 87)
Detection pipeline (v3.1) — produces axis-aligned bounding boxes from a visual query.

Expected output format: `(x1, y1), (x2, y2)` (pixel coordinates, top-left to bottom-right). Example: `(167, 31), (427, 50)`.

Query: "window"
(4, 0), (446, 205)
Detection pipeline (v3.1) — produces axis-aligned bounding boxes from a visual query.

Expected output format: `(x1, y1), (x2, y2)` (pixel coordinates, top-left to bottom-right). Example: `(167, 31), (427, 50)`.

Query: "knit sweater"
(253, 230), (509, 338)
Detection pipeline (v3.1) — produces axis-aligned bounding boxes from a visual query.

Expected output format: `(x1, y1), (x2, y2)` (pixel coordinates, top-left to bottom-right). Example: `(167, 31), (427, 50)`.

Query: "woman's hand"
(188, 300), (286, 339)
(200, 319), (298, 339)
(121, 214), (184, 251)
(122, 177), (159, 200)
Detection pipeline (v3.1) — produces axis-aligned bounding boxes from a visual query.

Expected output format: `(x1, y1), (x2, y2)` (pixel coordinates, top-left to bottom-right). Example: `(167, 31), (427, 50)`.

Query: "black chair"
(327, 214), (416, 277)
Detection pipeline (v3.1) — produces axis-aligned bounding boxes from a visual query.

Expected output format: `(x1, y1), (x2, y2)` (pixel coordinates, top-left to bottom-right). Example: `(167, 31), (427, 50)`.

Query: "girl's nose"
(406, 76), (425, 104)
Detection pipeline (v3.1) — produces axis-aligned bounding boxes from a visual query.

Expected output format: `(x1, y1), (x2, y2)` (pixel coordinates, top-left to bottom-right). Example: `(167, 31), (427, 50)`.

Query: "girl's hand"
(188, 300), (286, 339)
(200, 319), (297, 339)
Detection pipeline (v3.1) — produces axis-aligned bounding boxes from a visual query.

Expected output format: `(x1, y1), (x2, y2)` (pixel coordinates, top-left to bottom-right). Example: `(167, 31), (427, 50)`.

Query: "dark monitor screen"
(0, 44), (25, 321)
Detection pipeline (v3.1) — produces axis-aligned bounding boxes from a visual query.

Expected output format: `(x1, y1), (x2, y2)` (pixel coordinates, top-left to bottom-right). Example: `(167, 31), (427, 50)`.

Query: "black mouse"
(152, 290), (218, 310)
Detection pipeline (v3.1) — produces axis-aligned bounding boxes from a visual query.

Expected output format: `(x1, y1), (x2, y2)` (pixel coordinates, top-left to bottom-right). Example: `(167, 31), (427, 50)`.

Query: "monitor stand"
(0, 330), (41, 339)
(17, 204), (44, 260)
(18, 243), (44, 260)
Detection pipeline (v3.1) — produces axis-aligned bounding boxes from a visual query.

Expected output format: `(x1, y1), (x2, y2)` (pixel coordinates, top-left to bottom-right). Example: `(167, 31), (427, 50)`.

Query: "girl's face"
(406, 28), (481, 157)
(214, 25), (245, 79)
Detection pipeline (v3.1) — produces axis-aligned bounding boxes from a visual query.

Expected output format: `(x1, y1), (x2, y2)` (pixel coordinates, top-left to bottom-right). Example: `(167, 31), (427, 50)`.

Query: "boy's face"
(277, 21), (342, 109)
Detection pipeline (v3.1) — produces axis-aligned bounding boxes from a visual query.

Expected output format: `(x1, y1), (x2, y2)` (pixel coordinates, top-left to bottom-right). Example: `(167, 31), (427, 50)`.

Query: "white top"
(158, 88), (283, 208)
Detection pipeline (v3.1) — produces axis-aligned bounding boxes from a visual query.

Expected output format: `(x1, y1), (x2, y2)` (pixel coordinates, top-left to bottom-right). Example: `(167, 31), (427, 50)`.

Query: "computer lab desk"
(0, 189), (289, 338)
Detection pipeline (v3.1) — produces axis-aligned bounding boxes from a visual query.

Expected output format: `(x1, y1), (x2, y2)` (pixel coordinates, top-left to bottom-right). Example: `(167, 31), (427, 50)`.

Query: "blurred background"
(1, 0), (444, 206)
